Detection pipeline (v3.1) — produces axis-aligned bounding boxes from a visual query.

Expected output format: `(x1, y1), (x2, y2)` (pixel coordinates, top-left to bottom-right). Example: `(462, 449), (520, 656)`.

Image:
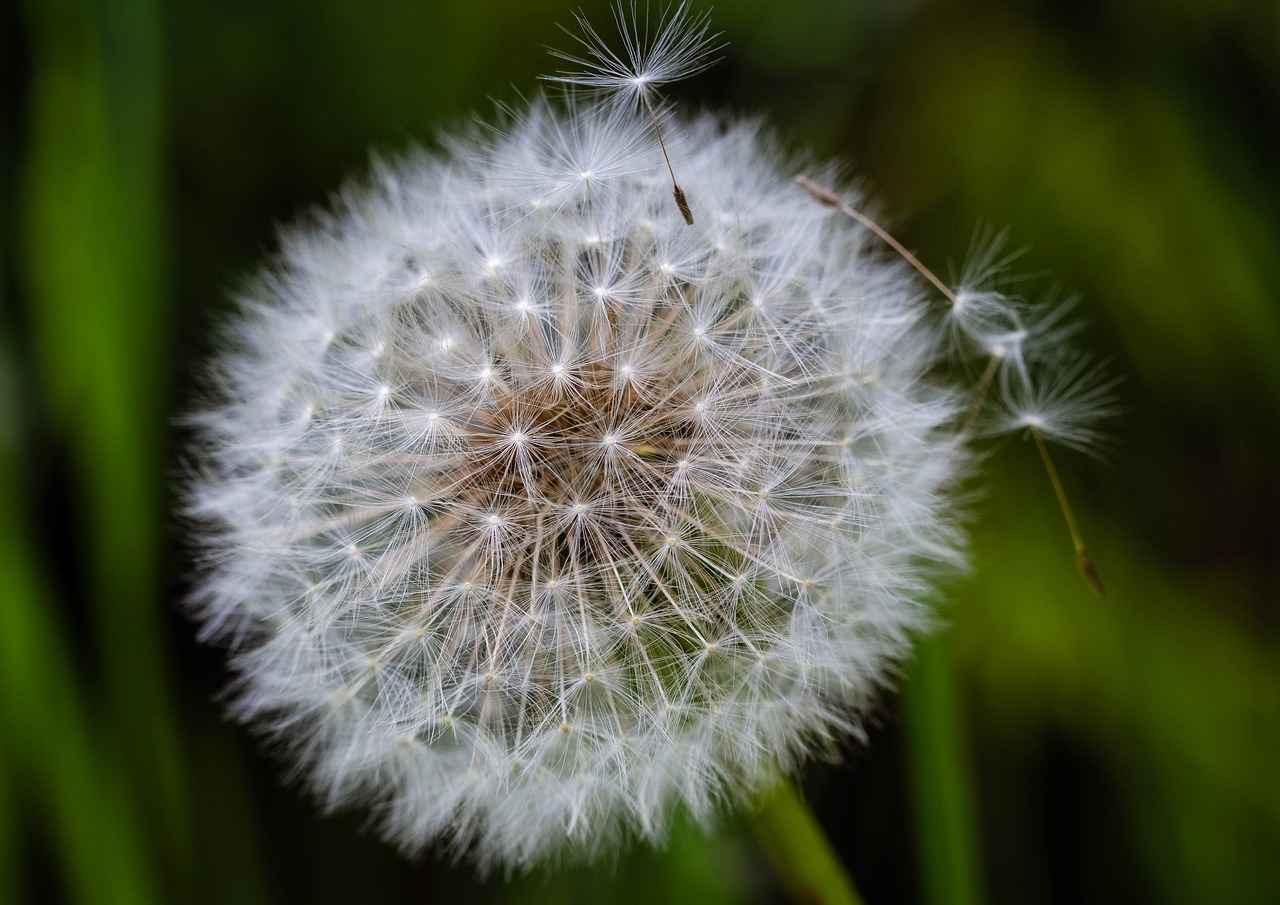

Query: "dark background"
(3, 0), (1278, 902)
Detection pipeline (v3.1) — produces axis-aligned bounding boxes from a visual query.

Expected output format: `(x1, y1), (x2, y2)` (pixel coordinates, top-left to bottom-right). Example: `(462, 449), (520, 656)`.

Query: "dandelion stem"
(748, 782), (866, 905)
(1031, 427), (1104, 595)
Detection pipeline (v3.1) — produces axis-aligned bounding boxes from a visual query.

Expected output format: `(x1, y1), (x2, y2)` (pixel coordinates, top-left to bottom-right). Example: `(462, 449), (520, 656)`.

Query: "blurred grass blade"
(0, 333), (160, 904)
(0, 477), (163, 905)
(905, 632), (985, 905)
(0, 751), (17, 905)
(18, 0), (189, 879)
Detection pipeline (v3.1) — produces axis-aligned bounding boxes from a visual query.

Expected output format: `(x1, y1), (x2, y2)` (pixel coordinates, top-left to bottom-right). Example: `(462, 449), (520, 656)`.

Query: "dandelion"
(186, 2), (1110, 875)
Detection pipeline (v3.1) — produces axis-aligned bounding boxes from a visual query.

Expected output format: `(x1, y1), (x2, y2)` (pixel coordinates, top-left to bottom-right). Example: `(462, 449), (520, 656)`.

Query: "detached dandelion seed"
(797, 175), (1115, 596)
(186, 2), (1112, 874)
(546, 1), (722, 224)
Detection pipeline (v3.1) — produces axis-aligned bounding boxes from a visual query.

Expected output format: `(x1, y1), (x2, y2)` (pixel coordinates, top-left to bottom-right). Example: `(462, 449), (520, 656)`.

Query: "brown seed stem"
(795, 176), (955, 303)
(644, 95), (694, 225)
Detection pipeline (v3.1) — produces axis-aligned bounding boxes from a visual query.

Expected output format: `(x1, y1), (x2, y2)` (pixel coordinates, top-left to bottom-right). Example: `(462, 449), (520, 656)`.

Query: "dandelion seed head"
(184, 1), (1108, 878)
(187, 100), (963, 865)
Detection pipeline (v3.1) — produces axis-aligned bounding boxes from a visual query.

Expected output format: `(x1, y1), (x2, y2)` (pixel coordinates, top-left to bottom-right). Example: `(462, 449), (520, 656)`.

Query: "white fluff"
(186, 102), (965, 869)
(186, 5), (1104, 873)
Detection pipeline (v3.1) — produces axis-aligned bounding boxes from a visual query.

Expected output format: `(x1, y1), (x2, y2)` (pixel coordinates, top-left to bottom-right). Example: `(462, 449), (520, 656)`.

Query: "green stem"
(903, 632), (985, 905)
(1032, 428), (1104, 596)
(748, 781), (866, 905)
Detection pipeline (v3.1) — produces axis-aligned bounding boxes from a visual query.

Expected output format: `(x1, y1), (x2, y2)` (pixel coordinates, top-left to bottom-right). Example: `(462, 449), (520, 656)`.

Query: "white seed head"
(173, 4), (1104, 878)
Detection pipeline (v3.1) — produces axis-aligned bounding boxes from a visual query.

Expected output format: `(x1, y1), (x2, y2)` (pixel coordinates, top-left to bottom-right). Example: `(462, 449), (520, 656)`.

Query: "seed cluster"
(189, 96), (969, 871)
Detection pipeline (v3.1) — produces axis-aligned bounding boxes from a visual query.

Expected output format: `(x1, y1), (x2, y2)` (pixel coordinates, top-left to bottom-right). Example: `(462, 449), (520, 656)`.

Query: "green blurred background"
(2, 0), (1278, 902)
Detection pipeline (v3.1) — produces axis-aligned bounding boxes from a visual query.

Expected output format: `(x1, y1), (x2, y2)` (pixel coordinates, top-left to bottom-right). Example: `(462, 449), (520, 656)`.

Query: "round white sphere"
(187, 100), (967, 870)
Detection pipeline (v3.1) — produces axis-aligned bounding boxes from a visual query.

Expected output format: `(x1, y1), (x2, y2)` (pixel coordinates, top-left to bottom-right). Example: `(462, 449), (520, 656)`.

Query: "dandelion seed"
(994, 353), (1119, 456)
(545, 2), (723, 108)
(547, 2), (722, 224)
(795, 175), (1115, 593)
